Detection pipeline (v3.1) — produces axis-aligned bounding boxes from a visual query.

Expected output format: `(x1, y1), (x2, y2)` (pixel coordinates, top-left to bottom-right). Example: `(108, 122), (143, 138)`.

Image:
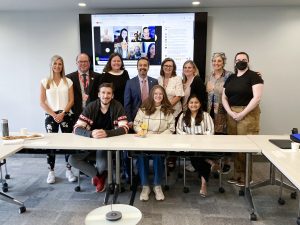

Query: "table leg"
(104, 150), (113, 205)
(113, 150), (120, 204)
(245, 153), (257, 221)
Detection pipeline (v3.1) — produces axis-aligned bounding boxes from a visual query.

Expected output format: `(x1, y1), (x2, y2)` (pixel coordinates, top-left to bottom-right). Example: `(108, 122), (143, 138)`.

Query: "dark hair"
(102, 53), (125, 73)
(147, 43), (155, 59)
(137, 57), (149, 67)
(183, 94), (203, 127)
(98, 82), (114, 93)
(234, 51), (250, 73)
(118, 28), (128, 42)
(160, 58), (177, 77)
(141, 85), (174, 116)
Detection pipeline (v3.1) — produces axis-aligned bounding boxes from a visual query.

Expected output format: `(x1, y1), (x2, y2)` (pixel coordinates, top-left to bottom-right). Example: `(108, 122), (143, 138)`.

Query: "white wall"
(0, 7), (299, 134)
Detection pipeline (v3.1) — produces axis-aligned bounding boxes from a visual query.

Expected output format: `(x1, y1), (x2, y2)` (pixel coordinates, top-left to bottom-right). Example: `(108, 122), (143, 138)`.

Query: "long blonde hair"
(182, 60), (200, 83)
(46, 55), (67, 89)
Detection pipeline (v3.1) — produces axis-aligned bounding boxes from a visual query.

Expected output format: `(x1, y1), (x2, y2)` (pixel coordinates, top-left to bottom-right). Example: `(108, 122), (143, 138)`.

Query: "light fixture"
(78, 2), (87, 7)
(192, 1), (200, 5)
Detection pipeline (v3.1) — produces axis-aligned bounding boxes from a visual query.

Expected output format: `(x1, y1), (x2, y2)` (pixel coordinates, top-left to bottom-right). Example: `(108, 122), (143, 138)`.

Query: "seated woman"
(134, 85), (175, 201)
(176, 94), (214, 197)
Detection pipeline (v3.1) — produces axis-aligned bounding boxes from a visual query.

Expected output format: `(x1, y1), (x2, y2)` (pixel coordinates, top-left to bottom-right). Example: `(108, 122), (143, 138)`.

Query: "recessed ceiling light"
(78, 3), (87, 7)
(192, 1), (200, 5)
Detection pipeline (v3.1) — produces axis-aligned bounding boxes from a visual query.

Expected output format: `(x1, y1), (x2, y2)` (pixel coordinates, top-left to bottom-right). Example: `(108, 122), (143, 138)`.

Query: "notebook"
(269, 139), (292, 149)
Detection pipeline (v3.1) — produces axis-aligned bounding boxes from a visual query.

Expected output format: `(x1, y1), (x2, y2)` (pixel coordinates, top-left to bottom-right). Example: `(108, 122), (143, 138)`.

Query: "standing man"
(124, 57), (158, 123)
(66, 53), (102, 122)
(69, 83), (129, 192)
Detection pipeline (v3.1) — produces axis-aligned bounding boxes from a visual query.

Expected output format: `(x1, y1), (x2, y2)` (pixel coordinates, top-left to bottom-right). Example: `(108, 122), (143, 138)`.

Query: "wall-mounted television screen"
(79, 12), (207, 79)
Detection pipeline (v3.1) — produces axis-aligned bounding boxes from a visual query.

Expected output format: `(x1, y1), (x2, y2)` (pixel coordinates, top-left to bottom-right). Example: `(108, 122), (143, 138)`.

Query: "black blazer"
(190, 75), (207, 111)
(66, 70), (102, 121)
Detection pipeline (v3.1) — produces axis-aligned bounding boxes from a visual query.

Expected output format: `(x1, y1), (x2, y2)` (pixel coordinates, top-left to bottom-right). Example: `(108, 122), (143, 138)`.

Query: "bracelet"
(62, 110), (66, 114)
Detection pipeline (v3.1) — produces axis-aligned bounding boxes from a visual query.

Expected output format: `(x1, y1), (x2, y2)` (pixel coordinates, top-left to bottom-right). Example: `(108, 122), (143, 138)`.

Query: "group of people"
(40, 51), (264, 202)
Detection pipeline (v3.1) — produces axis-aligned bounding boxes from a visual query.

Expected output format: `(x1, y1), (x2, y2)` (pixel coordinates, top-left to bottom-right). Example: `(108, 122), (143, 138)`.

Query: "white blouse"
(41, 78), (73, 112)
(158, 76), (184, 117)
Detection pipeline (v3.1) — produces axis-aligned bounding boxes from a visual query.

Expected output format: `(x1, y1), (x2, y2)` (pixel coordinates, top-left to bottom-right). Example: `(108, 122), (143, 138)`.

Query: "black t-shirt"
(92, 108), (112, 130)
(224, 70), (264, 106)
(102, 70), (130, 106)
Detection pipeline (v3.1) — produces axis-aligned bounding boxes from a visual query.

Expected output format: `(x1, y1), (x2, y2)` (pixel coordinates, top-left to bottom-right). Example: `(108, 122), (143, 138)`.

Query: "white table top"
(0, 145), (23, 160)
(85, 204), (142, 225)
(248, 135), (300, 190)
(22, 133), (261, 153)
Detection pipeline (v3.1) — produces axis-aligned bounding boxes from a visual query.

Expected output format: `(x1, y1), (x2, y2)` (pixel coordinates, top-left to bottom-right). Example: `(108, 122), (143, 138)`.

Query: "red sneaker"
(92, 172), (107, 192)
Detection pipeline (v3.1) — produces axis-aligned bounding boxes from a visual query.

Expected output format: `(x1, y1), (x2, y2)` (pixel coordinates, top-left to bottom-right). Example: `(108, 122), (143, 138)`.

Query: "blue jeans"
(137, 154), (163, 186)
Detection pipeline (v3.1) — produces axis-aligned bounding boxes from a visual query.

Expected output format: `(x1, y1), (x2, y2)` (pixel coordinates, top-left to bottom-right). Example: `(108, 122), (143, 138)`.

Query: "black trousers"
(190, 157), (211, 182)
(45, 111), (74, 169)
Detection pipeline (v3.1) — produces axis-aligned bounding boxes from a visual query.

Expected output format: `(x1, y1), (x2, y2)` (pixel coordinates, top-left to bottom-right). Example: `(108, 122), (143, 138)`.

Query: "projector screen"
(79, 12), (207, 79)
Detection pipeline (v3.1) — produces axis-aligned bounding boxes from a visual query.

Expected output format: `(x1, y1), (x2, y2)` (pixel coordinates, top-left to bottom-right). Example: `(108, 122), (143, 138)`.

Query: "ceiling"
(1, 0), (300, 11)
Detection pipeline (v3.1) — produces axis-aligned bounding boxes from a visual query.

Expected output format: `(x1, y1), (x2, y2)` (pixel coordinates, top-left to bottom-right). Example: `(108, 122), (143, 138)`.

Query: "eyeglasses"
(163, 65), (173, 68)
(77, 61), (89, 64)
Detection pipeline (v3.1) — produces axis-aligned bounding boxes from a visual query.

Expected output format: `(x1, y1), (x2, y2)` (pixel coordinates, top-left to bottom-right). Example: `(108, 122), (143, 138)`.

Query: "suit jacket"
(66, 70), (102, 121)
(124, 75), (158, 122)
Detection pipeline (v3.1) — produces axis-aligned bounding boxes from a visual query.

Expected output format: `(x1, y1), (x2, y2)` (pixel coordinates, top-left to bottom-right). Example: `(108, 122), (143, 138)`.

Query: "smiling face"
(76, 54), (90, 73)
(183, 62), (195, 78)
(98, 87), (113, 105)
(143, 28), (150, 39)
(111, 55), (122, 72)
(162, 60), (174, 77)
(149, 44), (155, 57)
(137, 58), (149, 78)
(212, 55), (224, 71)
(52, 58), (63, 75)
(188, 97), (201, 114)
(153, 87), (164, 106)
(121, 30), (128, 39)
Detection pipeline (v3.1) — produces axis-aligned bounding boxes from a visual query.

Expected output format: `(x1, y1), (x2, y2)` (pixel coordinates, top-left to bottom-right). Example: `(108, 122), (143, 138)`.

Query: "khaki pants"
(227, 106), (261, 179)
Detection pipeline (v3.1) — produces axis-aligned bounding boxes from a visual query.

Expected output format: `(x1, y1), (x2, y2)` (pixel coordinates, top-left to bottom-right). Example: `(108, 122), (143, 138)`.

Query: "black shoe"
(221, 164), (231, 174)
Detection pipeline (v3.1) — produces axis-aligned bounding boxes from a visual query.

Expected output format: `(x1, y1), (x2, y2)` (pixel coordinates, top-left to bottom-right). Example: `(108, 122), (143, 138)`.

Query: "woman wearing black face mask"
(222, 52), (264, 187)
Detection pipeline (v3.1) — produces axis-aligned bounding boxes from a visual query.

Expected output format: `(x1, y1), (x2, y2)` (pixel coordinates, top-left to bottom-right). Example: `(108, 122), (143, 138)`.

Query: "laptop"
(269, 139), (292, 149)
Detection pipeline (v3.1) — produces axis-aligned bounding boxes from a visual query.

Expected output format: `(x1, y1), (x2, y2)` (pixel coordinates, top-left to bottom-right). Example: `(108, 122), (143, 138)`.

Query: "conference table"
(248, 135), (300, 224)
(0, 133), (269, 220)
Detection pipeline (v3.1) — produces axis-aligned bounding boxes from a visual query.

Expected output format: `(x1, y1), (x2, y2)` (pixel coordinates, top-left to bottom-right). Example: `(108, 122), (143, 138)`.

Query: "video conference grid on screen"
(91, 13), (195, 78)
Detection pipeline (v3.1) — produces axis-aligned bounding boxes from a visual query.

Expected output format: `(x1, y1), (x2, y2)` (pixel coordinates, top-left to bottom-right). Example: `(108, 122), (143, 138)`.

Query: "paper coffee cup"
(20, 128), (28, 136)
(291, 142), (300, 150)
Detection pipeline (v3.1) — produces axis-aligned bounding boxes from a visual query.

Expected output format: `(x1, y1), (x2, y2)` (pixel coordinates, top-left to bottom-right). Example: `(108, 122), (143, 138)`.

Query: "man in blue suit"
(124, 57), (158, 123)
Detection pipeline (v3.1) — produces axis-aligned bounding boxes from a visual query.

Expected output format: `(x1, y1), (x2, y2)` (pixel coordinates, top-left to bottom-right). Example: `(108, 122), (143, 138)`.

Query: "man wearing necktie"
(67, 53), (102, 122)
(124, 57), (158, 124)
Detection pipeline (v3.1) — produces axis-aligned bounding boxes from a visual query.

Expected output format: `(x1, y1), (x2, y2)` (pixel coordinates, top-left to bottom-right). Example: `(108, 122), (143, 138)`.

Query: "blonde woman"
(40, 55), (77, 184)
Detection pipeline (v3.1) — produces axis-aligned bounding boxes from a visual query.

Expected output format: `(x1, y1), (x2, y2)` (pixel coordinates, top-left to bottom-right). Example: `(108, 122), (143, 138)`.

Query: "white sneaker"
(66, 169), (77, 182)
(185, 164), (195, 172)
(140, 186), (151, 201)
(47, 171), (55, 184)
(153, 185), (165, 201)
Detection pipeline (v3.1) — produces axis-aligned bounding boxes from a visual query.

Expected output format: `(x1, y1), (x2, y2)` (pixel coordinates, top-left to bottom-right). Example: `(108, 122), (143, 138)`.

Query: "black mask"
(236, 61), (248, 70)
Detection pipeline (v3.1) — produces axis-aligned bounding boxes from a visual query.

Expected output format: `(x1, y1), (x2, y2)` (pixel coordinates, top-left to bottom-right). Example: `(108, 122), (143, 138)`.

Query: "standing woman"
(176, 94), (214, 197)
(222, 52), (264, 187)
(134, 85), (175, 201)
(182, 60), (207, 112)
(40, 55), (77, 184)
(102, 53), (130, 106)
(158, 58), (184, 118)
(206, 53), (233, 173)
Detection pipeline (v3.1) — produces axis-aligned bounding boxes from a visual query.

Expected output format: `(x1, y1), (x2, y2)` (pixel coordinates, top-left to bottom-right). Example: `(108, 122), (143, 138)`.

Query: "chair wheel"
(219, 187), (225, 193)
(183, 187), (189, 193)
(2, 187), (8, 192)
(74, 186), (81, 192)
(3, 183), (8, 188)
(164, 185), (169, 191)
(291, 192), (297, 199)
(250, 213), (257, 221)
(177, 173), (183, 179)
(278, 198), (285, 205)
(19, 206), (26, 214)
(239, 189), (245, 196)
(5, 174), (10, 179)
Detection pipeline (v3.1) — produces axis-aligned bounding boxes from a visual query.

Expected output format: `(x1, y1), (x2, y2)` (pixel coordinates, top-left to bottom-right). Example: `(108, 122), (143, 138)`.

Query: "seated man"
(69, 83), (129, 192)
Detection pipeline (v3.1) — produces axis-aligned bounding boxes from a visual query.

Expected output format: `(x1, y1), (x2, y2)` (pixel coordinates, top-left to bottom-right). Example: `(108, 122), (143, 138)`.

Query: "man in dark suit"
(66, 53), (102, 122)
(124, 57), (158, 123)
